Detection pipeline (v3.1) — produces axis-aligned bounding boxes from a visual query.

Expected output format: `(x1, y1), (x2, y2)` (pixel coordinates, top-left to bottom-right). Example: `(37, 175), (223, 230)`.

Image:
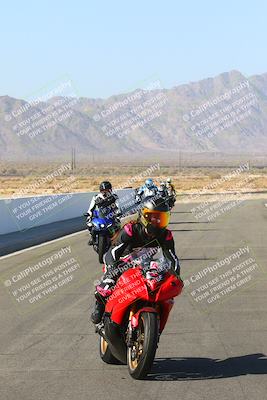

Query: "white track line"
(0, 229), (87, 260)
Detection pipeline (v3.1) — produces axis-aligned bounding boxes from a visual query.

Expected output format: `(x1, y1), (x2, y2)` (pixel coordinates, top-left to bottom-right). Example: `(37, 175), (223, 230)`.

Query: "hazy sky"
(0, 0), (266, 99)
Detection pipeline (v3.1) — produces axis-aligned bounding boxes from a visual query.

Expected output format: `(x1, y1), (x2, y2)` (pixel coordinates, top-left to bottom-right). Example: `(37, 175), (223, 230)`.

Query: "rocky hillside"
(0, 70), (266, 161)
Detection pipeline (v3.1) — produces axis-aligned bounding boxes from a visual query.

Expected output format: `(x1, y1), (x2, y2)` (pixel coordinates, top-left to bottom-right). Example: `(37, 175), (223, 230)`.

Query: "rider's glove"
(173, 261), (180, 277)
(86, 213), (92, 225)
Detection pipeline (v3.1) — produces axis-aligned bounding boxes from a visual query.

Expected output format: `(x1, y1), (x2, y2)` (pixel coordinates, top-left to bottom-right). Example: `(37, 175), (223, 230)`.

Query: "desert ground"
(0, 162), (267, 197)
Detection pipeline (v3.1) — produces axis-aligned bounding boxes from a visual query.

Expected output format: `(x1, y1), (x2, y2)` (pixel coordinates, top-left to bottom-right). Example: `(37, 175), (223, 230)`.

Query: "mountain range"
(0, 70), (267, 162)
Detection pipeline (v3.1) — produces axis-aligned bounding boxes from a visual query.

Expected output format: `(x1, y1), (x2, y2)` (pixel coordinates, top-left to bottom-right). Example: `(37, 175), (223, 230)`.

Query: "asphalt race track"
(0, 199), (267, 400)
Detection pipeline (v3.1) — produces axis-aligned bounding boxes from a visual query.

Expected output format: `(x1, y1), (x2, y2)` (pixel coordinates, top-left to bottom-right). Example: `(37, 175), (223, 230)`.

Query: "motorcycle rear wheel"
(99, 336), (121, 364)
(127, 312), (158, 379)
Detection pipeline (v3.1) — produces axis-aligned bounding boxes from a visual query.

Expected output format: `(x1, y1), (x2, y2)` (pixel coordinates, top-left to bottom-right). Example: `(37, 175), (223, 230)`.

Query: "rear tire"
(99, 336), (121, 364)
(98, 235), (107, 263)
(127, 312), (158, 379)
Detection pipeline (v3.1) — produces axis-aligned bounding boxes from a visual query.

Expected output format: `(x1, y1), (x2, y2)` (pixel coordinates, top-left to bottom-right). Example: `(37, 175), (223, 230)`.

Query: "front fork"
(126, 311), (137, 347)
(126, 308), (161, 348)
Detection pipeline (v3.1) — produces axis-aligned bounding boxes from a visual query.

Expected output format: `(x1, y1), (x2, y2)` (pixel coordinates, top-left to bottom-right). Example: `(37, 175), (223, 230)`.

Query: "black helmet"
(139, 197), (170, 236)
(99, 181), (112, 192)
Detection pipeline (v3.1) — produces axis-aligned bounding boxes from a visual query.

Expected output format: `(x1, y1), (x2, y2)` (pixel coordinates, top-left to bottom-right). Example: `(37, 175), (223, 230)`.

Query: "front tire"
(98, 235), (107, 263)
(99, 336), (121, 364)
(127, 312), (158, 379)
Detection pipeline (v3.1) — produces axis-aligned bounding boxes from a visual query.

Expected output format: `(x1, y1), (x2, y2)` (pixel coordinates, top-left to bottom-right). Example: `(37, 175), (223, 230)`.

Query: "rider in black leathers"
(86, 181), (120, 245)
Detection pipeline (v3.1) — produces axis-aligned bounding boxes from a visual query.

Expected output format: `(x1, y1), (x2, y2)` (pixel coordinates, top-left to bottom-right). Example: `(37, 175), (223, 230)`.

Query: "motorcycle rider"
(91, 196), (180, 324)
(159, 181), (169, 201)
(135, 178), (159, 203)
(166, 177), (176, 208)
(86, 181), (120, 245)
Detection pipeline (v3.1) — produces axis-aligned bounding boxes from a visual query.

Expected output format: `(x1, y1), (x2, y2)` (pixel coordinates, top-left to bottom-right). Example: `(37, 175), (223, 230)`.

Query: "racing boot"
(90, 277), (116, 324)
(91, 299), (105, 324)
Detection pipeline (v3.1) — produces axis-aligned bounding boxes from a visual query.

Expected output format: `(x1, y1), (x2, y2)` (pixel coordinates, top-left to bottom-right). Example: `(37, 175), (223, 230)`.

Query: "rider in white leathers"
(135, 178), (159, 203)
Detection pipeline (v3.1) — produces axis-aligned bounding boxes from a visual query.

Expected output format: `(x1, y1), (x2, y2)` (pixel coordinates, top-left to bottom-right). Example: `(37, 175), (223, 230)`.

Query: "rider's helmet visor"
(101, 188), (111, 194)
(143, 209), (170, 229)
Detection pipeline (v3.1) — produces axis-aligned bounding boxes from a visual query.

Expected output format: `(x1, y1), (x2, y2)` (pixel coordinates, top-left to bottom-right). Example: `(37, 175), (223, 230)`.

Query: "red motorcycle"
(95, 249), (183, 379)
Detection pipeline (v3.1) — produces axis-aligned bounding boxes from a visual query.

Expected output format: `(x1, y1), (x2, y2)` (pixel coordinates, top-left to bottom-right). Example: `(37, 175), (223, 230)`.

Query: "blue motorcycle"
(85, 209), (121, 263)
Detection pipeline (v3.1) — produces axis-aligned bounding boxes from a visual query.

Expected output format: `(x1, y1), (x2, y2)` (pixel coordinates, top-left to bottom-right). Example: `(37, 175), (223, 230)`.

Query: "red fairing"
(165, 230), (173, 241)
(158, 299), (175, 333)
(131, 307), (157, 328)
(155, 274), (184, 302)
(105, 267), (183, 328)
(105, 267), (149, 325)
(131, 275), (183, 333)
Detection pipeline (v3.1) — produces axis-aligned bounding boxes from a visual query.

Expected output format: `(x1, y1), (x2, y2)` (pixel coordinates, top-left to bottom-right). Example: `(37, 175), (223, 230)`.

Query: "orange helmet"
(139, 197), (170, 235)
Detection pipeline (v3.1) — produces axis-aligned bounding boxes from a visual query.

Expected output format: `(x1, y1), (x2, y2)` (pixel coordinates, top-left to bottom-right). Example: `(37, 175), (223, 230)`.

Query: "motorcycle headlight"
(100, 223), (105, 228)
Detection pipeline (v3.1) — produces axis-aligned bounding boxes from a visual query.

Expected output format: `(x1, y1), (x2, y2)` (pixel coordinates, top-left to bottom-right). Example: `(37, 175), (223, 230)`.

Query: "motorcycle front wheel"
(98, 235), (107, 263)
(127, 312), (158, 380)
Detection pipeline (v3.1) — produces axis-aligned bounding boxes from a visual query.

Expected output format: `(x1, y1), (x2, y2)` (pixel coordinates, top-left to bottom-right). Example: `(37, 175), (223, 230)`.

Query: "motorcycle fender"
(98, 230), (108, 235)
(104, 320), (127, 364)
(131, 307), (157, 329)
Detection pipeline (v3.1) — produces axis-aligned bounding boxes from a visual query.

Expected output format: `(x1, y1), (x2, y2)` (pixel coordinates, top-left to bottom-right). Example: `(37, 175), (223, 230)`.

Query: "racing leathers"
(135, 185), (159, 203)
(86, 192), (120, 244)
(96, 221), (180, 298)
(87, 192), (120, 219)
(166, 183), (176, 208)
(91, 221), (180, 323)
(159, 185), (169, 200)
(166, 183), (176, 198)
